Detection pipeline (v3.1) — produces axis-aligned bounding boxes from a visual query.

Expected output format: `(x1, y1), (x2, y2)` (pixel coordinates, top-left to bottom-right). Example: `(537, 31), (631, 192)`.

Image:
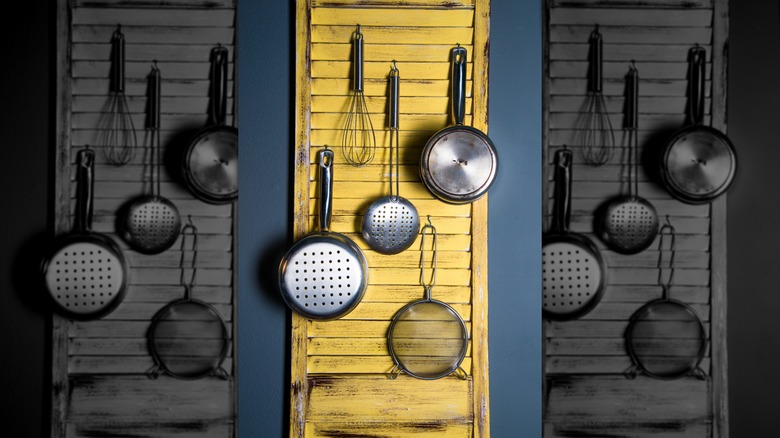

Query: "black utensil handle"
(588, 26), (603, 93)
(318, 149), (334, 232)
(353, 25), (364, 92)
(626, 65), (639, 196)
(210, 46), (229, 126)
(688, 46), (707, 125)
(110, 26), (125, 93)
(552, 149), (573, 233)
(451, 46), (467, 126)
(75, 149), (95, 233)
(389, 64), (399, 130)
(148, 64), (161, 130)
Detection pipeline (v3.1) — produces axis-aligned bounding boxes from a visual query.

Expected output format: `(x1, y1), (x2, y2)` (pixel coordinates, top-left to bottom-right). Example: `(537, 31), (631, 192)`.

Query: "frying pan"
(41, 149), (129, 320)
(181, 45), (238, 204)
(659, 45), (736, 204)
(625, 218), (707, 379)
(387, 217), (468, 380)
(362, 62), (420, 254)
(147, 219), (229, 380)
(543, 148), (607, 320)
(278, 148), (369, 320)
(119, 63), (181, 254)
(596, 65), (659, 254)
(420, 46), (498, 204)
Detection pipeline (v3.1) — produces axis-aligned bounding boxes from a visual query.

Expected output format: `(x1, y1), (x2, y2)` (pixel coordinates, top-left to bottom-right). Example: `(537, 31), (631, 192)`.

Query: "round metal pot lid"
(420, 126), (498, 204)
(184, 127), (238, 203)
(661, 126), (736, 203)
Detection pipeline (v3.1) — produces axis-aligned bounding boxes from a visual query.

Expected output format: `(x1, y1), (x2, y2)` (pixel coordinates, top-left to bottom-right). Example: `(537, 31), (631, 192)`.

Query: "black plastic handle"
(210, 46), (229, 126)
(551, 149), (573, 233)
(588, 26), (603, 93)
(688, 46), (707, 126)
(451, 46), (467, 125)
(352, 25), (364, 93)
(318, 149), (334, 232)
(110, 26), (125, 93)
(75, 149), (95, 233)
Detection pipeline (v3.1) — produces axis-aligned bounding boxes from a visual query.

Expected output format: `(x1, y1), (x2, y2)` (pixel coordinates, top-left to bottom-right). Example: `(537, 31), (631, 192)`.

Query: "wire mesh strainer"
(387, 217), (469, 380)
(625, 218), (707, 379)
(147, 218), (229, 380)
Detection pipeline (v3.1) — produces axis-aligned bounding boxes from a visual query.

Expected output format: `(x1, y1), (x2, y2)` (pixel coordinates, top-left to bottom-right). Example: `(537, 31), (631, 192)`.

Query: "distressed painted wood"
(292, 1), (490, 436)
(54, 0), (237, 436)
(542, 0), (729, 436)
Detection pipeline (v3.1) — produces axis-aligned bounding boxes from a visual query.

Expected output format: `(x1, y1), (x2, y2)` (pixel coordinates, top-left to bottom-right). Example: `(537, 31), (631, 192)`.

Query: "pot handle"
(318, 148), (334, 232)
(551, 148), (573, 233)
(451, 46), (467, 126)
(210, 45), (229, 126)
(688, 45), (707, 126)
(75, 148), (95, 233)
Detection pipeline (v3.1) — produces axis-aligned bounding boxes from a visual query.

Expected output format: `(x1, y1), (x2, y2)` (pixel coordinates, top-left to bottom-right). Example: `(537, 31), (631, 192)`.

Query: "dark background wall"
(1, 1), (777, 436)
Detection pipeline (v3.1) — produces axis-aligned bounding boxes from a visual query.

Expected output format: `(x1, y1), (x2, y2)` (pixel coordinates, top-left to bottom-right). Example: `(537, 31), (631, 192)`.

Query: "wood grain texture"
(293, 1), (490, 436)
(543, 0), (728, 435)
(55, 1), (237, 436)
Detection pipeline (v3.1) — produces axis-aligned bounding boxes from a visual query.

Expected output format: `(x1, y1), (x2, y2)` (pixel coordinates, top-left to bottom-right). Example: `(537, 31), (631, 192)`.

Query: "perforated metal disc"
(362, 196), (419, 254)
(44, 241), (126, 317)
(148, 300), (228, 379)
(124, 196), (181, 254)
(388, 300), (468, 379)
(626, 300), (706, 379)
(542, 240), (604, 319)
(279, 236), (368, 319)
(601, 196), (659, 254)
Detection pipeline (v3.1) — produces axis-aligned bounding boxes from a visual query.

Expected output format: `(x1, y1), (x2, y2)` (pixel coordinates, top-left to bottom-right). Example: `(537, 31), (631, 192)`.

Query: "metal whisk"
(578, 25), (615, 166)
(342, 24), (376, 167)
(100, 25), (138, 166)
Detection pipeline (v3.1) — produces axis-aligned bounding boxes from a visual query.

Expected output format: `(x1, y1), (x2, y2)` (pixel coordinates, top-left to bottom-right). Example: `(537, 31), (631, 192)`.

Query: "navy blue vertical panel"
(238, 0), (542, 435)
(237, 0), (292, 436)
(488, 1), (543, 436)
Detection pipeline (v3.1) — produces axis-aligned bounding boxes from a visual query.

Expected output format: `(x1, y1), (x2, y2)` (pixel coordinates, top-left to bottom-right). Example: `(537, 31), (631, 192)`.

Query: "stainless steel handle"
(552, 148), (573, 233)
(451, 46), (467, 125)
(318, 149), (334, 232)
(75, 149), (95, 233)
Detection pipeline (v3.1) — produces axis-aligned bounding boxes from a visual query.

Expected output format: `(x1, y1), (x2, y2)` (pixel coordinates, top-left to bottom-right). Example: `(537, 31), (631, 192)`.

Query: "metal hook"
(420, 216), (437, 300)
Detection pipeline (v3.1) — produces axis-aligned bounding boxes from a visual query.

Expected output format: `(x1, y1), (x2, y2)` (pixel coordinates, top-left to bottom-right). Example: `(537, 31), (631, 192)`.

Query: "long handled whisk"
(100, 25), (138, 166)
(342, 24), (376, 167)
(578, 25), (615, 166)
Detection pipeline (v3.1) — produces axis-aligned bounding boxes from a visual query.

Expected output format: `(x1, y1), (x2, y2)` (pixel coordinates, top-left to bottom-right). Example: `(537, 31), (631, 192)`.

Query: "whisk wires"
(578, 24), (615, 166)
(342, 24), (376, 167)
(100, 25), (138, 166)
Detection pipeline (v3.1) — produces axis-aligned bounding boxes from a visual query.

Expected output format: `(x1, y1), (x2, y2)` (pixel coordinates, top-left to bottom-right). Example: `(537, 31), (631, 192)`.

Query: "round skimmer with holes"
(122, 196), (181, 254)
(598, 196), (659, 254)
(362, 196), (419, 255)
(542, 239), (606, 320)
(279, 236), (368, 320)
(44, 241), (127, 318)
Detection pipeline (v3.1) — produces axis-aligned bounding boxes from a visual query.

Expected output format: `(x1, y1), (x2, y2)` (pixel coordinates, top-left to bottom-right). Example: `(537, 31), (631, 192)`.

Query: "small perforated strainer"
(279, 148), (369, 320)
(119, 64), (181, 254)
(387, 217), (468, 380)
(542, 148), (607, 321)
(597, 65), (658, 254)
(362, 63), (420, 254)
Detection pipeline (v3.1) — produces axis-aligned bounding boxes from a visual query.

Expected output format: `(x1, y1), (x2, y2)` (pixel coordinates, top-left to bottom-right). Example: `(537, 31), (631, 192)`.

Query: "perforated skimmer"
(597, 65), (658, 254)
(362, 63), (420, 254)
(279, 148), (369, 319)
(119, 64), (181, 254)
